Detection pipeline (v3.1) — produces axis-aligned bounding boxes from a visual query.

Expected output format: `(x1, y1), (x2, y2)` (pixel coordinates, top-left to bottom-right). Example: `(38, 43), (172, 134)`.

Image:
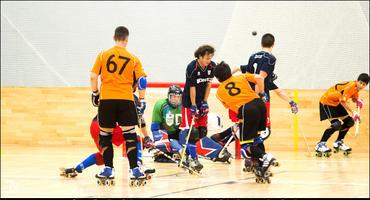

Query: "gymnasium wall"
(1, 1), (369, 89)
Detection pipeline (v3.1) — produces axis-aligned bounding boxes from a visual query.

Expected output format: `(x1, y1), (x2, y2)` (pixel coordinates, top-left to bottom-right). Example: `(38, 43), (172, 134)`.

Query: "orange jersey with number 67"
(216, 74), (259, 114)
(91, 46), (146, 100)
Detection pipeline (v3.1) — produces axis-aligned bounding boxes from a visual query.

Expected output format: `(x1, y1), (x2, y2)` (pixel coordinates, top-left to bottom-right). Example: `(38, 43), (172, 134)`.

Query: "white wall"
(1, 1), (368, 89)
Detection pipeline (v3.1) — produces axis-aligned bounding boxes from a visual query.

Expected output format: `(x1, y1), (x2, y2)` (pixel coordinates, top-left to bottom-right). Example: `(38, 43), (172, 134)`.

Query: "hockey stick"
(149, 147), (201, 176)
(179, 117), (195, 169)
(354, 107), (360, 137)
(218, 124), (239, 160)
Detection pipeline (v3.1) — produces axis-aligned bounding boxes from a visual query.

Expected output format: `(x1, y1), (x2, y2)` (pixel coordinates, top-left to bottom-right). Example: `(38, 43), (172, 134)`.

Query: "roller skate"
(315, 142), (332, 157)
(129, 167), (147, 187)
(254, 153), (276, 184)
(333, 140), (352, 156)
(188, 157), (203, 174)
(95, 166), (115, 186)
(59, 167), (78, 178)
(140, 163), (155, 180)
(242, 157), (258, 173)
(212, 148), (233, 164)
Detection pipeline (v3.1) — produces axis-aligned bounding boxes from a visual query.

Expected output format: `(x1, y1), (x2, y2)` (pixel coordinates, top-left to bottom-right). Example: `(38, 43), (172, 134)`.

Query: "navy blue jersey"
(240, 51), (276, 100)
(268, 81), (278, 91)
(182, 60), (215, 108)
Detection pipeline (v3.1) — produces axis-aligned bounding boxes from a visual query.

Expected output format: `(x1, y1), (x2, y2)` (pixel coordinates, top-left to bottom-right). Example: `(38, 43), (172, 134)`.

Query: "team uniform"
(240, 51), (276, 130)
(315, 81), (359, 157)
(216, 74), (278, 183)
(91, 46), (147, 185)
(180, 59), (215, 172)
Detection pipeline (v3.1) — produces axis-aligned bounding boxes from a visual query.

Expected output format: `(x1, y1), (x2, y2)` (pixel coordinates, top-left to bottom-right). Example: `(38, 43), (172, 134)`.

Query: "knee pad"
(240, 143), (253, 159)
(330, 119), (341, 131)
(199, 126), (207, 139)
(122, 128), (137, 153)
(98, 130), (112, 149)
(189, 127), (200, 142)
(343, 117), (354, 128)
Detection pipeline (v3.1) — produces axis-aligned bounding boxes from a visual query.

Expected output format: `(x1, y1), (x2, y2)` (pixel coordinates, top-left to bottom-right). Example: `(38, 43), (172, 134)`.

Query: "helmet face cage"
(167, 85), (182, 108)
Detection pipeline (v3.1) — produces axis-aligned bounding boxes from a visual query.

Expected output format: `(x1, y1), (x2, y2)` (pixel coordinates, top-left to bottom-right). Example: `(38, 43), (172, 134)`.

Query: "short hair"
(214, 61), (232, 82)
(357, 73), (369, 85)
(194, 45), (215, 58)
(261, 33), (275, 48)
(114, 26), (129, 41)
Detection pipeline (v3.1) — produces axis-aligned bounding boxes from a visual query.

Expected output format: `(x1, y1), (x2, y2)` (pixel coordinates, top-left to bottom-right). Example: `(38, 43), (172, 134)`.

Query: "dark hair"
(261, 33), (275, 48)
(214, 61), (232, 82)
(114, 26), (129, 41)
(357, 73), (369, 84)
(194, 45), (215, 58)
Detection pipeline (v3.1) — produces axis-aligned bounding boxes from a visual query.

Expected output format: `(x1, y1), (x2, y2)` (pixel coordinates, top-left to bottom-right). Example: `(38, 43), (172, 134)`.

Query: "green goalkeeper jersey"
(152, 98), (182, 135)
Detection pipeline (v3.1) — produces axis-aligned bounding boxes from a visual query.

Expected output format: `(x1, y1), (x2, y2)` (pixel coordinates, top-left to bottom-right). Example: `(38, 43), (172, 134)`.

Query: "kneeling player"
(150, 85), (232, 164)
(214, 61), (278, 183)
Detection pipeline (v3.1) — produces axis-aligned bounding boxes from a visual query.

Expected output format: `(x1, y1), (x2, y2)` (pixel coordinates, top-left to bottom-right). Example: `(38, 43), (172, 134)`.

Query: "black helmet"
(167, 85), (182, 108)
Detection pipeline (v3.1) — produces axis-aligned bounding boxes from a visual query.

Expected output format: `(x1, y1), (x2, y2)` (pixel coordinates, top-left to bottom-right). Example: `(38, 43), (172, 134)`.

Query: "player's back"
(245, 51), (276, 75)
(93, 46), (146, 101)
(216, 74), (259, 114)
(320, 81), (358, 106)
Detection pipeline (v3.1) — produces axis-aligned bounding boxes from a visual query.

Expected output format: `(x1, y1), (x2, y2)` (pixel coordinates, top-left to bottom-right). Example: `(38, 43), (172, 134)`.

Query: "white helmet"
(207, 112), (222, 131)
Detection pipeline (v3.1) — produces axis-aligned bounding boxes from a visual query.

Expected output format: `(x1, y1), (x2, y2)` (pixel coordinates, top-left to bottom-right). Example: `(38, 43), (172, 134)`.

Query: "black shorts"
(98, 99), (138, 128)
(319, 102), (348, 121)
(238, 98), (266, 142)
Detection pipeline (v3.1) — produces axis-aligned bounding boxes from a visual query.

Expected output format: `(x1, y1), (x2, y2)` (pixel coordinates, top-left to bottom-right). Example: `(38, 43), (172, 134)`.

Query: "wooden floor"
(1, 144), (369, 198)
(1, 87), (369, 197)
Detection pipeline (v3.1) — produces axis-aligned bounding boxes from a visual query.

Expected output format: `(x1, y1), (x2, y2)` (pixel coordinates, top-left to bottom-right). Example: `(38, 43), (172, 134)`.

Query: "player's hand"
(137, 98), (146, 115)
(190, 105), (198, 117)
(353, 111), (361, 123)
(271, 73), (278, 82)
(91, 90), (100, 107)
(199, 100), (209, 117)
(143, 136), (154, 149)
(356, 99), (364, 109)
(289, 101), (298, 114)
(258, 92), (269, 103)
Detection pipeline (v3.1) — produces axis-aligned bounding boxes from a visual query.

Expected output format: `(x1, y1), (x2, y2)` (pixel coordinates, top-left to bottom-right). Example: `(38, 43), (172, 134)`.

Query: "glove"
(356, 99), (364, 109)
(143, 136), (154, 149)
(258, 92), (269, 103)
(271, 73), (278, 82)
(289, 101), (298, 114)
(353, 111), (361, 123)
(199, 100), (209, 117)
(190, 105), (198, 117)
(137, 98), (146, 115)
(91, 90), (99, 107)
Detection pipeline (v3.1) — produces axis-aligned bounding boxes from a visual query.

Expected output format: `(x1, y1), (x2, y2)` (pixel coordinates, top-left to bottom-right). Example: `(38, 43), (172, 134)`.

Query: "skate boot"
(254, 153), (276, 184)
(179, 153), (190, 169)
(242, 157), (258, 173)
(138, 161), (155, 180)
(213, 148), (232, 163)
(333, 140), (352, 156)
(129, 167), (147, 187)
(95, 166), (115, 186)
(189, 157), (203, 174)
(59, 167), (78, 178)
(315, 141), (332, 157)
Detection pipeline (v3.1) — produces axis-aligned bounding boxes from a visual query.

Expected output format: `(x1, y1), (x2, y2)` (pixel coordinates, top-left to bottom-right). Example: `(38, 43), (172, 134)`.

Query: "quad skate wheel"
(129, 181), (135, 187)
(343, 151), (350, 156)
(135, 180), (140, 187)
(255, 178), (260, 183)
(189, 170), (193, 174)
(272, 161), (280, 167)
(315, 152), (322, 157)
(333, 149), (338, 153)
(97, 179), (102, 185)
(146, 175), (152, 180)
(266, 178), (271, 184)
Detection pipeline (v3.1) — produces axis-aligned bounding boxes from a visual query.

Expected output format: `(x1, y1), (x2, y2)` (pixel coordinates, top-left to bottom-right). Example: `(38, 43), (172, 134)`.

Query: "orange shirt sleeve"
(91, 51), (103, 75)
(341, 82), (357, 102)
(244, 74), (257, 83)
(133, 56), (146, 78)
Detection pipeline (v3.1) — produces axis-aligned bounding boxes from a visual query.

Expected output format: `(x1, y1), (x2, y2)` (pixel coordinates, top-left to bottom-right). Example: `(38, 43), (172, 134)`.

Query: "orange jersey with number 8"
(91, 46), (146, 100)
(320, 81), (358, 106)
(216, 74), (259, 114)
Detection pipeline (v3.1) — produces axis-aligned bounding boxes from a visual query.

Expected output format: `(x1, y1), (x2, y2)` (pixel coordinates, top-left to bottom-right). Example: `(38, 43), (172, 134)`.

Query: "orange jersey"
(216, 74), (259, 114)
(320, 81), (359, 106)
(91, 46), (146, 100)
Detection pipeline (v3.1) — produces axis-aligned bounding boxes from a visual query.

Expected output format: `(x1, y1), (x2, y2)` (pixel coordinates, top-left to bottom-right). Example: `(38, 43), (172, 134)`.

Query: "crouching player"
(315, 73), (369, 157)
(150, 85), (232, 164)
(214, 61), (278, 184)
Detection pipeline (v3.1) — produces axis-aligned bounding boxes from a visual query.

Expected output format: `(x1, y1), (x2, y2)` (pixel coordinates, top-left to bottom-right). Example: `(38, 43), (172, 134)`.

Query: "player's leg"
(197, 136), (232, 163)
(315, 103), (338, 157)
(179, 106), (194, 167)
(333, 116), (354, 155)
